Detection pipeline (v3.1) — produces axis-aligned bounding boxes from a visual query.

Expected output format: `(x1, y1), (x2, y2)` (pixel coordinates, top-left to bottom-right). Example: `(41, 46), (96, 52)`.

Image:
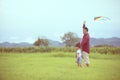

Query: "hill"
(0, 37), (120, 47)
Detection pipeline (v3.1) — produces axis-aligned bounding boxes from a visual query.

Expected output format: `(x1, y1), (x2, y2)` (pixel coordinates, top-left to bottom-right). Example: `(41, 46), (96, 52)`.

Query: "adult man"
(81, 21), (90, 67)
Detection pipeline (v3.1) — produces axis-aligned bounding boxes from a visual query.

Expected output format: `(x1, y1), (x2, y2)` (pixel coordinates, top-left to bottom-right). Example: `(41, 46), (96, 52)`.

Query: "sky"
(0, 0), (120, 43)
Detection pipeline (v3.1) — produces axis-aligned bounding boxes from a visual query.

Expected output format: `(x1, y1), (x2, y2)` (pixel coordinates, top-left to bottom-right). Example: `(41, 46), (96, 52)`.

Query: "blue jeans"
(77, 56), (82, 64)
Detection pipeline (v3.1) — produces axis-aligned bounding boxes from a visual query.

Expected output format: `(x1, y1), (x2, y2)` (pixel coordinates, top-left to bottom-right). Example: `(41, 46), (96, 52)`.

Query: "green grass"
(0, 52), (120, 80)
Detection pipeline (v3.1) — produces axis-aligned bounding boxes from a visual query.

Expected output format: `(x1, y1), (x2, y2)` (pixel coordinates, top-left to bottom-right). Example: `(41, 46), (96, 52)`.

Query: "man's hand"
(83, 20), (86, 28)
(83, 20), (86, 24)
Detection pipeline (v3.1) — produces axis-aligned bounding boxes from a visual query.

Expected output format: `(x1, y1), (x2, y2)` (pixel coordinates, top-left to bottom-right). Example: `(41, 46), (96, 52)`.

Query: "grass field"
(0, 52), (120, 80)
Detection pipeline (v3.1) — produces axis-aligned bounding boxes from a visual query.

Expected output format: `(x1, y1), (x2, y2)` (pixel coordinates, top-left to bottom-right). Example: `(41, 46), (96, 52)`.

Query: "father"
(81, 21), (90, 67)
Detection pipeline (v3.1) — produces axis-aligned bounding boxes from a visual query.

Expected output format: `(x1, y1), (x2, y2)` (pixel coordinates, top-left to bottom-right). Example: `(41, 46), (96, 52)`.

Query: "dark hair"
(84, 27), (88, 32)
(75, 42), (81, 48)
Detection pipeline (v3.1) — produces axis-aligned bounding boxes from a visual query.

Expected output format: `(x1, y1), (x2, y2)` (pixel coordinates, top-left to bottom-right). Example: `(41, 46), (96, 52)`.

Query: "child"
(75, 42), (82, 67)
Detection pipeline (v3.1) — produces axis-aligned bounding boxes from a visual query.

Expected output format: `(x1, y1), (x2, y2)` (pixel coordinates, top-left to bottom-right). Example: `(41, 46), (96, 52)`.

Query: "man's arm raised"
(83, 20), (86, 28)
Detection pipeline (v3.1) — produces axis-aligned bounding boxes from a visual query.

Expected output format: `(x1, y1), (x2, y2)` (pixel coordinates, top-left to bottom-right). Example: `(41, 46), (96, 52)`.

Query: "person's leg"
(86, 64), (89, 67)
(79, 57), (82, 67)
(82, 51), (90, 67)
(85, 53), (90, 67)
(79, 64), (82, 68)
(82, 51), (86, 64)
(77, 58), (79, 66)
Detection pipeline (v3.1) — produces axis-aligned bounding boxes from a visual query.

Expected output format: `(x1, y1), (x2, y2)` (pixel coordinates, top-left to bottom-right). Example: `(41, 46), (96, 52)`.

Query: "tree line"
(34, 32), (80, 47)
(0, 47), (120, 54)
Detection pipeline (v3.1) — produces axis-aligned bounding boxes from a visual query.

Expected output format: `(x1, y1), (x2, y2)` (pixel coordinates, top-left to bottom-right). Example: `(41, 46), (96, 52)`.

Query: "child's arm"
(76, 53), (79, 59)
(76, 53), (78, 62)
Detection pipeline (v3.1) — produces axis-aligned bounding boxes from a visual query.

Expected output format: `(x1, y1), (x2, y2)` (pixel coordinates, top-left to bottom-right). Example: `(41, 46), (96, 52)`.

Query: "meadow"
(0, 51), (120, 80)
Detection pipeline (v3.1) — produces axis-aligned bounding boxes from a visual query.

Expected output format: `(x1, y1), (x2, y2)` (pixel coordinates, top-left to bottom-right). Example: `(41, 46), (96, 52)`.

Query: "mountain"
(0, 37), (120, 47)
(0, 40), (65, 47)
(0, 42), (33, 47)
(90, 37), (120, 47)
(49, 40), (65, 47)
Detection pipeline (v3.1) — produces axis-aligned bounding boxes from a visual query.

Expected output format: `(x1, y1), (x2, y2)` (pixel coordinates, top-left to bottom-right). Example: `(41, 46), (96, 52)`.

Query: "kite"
(94, 16), (110, 21)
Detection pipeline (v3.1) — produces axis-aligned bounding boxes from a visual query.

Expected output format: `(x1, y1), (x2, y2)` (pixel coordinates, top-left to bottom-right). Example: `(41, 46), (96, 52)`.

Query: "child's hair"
(75, 42), (81, 48)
